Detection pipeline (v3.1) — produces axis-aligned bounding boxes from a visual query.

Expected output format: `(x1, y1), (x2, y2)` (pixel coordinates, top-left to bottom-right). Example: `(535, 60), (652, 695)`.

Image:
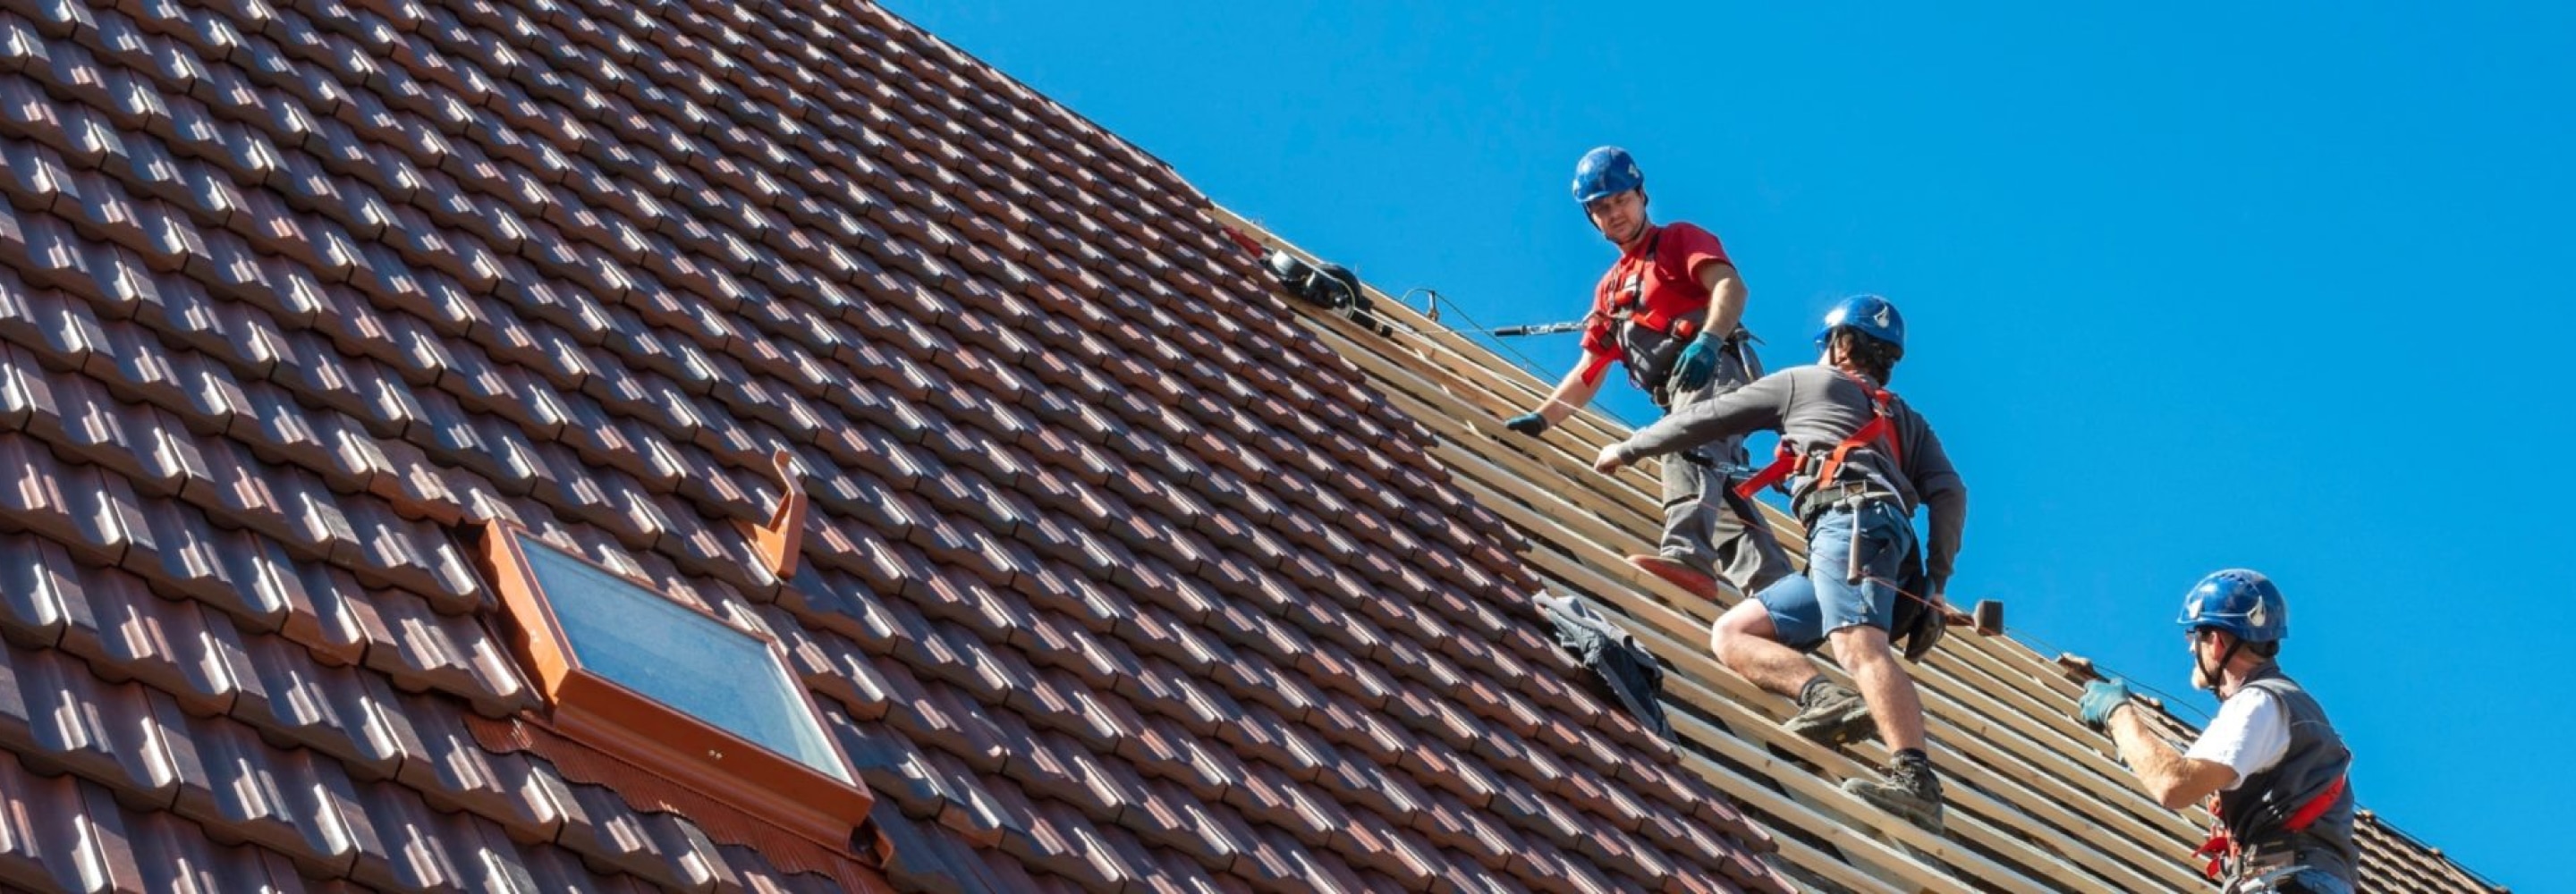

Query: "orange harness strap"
(1735, 372), (1900, 500)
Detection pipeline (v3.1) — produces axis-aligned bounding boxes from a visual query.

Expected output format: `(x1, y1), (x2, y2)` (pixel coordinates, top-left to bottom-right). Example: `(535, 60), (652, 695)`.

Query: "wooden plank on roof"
(1291, 299), (2209, 844)
(1216, 207), (2252, 892)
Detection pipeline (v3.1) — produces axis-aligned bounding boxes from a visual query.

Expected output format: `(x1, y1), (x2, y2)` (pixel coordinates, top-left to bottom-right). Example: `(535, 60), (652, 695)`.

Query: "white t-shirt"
(2185, 687), (2292, 790)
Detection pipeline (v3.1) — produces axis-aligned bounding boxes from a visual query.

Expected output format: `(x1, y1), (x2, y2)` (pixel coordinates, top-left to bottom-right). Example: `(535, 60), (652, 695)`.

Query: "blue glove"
(1504, 413), (1550, 435)
(1670, 336), (1719, 392)
(2077, 678), (2134, 730)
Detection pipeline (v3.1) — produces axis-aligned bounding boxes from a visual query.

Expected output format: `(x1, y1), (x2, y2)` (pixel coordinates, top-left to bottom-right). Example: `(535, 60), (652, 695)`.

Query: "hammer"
(1937, 598), (2006, 637)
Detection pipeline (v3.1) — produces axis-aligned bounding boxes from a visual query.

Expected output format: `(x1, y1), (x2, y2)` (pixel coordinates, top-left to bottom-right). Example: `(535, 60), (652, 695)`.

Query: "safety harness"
(1580, 228), (1726, 406)
(1733, 370), (1901, 501)
(1598, 230), (1703, 344)
(2193, 774), (2351, 881)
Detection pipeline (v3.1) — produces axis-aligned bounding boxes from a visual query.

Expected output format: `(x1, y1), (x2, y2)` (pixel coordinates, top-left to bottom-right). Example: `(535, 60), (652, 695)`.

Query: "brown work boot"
(1628, 553), (1719, 599)
(1843, 754), (1944, 837)
(1784, 681), (1877, 746)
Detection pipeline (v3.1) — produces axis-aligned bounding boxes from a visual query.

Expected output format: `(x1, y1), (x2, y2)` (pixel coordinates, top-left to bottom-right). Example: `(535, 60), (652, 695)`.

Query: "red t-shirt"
(1580, 222), (1733, 370)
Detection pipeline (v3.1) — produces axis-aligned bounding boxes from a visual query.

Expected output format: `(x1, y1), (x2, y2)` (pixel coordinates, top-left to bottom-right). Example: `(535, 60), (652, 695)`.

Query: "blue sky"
(887, 2), (2572, 886)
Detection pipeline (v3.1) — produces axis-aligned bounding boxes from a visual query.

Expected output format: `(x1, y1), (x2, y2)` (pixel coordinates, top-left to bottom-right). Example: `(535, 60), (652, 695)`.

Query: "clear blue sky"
(887, 2), (2572, 887)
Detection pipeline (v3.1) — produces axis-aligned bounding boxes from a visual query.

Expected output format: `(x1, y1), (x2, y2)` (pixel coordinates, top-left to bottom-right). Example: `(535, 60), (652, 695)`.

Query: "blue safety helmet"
(1572, 147), (1645, 204)
(1813, 294), (1905, 351)
(2176, 569), (2288, 644)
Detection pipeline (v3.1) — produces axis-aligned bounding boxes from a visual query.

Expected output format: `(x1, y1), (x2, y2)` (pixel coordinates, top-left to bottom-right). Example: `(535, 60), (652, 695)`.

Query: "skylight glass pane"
(519, 536), (850, 782)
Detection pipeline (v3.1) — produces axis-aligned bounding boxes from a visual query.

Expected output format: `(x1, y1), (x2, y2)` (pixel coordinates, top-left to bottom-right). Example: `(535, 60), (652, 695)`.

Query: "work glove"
(2077, 678), (2134, 730)
(1504, 413), (1550, 435)
(1900, 595), (1947, 662)
(1670, 335), (1719, 392)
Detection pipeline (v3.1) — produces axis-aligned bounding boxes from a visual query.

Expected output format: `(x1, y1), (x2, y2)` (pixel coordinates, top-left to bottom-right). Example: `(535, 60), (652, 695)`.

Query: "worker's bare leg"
(1711, 600), (1815, 698)
(1829, 625), (1926, 752)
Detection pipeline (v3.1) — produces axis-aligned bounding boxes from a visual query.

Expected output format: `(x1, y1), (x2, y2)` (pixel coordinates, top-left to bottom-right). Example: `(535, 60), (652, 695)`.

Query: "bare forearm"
(2109, 709), (2198, 808)
(1702, 275), (1749, 337)
(1537, 366), (1606, 422)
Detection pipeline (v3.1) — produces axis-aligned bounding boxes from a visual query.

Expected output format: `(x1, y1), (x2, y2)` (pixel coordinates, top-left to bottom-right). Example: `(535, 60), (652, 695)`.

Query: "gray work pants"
(1655, 346), (1793, 595)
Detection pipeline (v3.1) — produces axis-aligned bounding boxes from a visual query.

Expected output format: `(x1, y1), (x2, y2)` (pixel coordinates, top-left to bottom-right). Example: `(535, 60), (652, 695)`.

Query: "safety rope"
(1364, 295), (1647, 431)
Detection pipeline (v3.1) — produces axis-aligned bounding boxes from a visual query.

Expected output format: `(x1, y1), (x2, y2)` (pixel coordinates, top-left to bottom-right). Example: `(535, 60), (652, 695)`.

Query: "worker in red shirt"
(1504, 147), (1792, 601)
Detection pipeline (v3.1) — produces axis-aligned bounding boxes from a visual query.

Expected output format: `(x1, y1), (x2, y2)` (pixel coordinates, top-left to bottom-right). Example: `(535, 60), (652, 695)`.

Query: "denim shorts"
(2228, 866), (2352, 894)
(1757, 500), (1916, 652)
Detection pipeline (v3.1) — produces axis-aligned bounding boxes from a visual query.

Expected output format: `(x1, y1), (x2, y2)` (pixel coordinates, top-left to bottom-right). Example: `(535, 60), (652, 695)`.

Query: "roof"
(0, 0), (1800, 891)
(1229, 210), (2511, 893)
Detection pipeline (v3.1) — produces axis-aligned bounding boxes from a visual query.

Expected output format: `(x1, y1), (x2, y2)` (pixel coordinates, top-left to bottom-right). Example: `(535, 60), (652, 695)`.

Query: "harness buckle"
(1818, 479), (1872, 504)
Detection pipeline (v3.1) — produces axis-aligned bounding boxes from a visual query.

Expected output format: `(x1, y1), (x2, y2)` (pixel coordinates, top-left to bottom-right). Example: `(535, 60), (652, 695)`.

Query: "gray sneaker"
(1783, 682), (1878, 746)
(1843, 758), (1945, 837)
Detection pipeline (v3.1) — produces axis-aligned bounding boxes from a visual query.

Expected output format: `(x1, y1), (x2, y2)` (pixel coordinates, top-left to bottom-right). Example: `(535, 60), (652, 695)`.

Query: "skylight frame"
(474, 519), (873, 846)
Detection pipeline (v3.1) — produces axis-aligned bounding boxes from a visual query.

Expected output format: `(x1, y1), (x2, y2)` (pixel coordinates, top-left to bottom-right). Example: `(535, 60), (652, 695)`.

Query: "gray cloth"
(1654, 344), (1793, 595)
(1619, 365), (1968, 591)
(2221, 666), (2359, 890)
(1537, 593), (1670, 741)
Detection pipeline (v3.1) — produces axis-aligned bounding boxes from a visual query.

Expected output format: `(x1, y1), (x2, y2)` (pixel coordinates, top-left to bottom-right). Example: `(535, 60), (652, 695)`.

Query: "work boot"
(1628, 553), (1719, 599)
(1843, 755), (1944, 837)
(1784, 681), (1877, 746)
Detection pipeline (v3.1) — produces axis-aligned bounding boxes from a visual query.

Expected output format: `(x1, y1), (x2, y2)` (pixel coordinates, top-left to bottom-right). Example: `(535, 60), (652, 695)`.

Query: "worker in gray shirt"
(1593, 294), (1967, 834)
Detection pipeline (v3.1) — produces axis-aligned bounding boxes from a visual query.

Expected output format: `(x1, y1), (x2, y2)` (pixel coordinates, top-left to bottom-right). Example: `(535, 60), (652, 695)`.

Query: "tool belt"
(2214, 838), (2350, 893)
(2217, 848), (2331, 894)
(2199, 774), (2349, 882)
(1793, 479), (1898, 527)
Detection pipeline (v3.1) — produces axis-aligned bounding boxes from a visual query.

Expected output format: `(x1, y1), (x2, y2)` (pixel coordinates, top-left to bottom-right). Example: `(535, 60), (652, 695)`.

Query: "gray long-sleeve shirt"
(1614, 365), (1968, 588)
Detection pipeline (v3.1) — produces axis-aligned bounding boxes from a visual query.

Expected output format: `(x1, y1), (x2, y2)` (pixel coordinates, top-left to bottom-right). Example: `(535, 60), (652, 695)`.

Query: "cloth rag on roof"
(1537, 592), (1671, 741)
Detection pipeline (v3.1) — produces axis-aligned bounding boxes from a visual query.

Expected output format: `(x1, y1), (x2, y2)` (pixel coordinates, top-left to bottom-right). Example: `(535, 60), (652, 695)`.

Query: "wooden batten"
(1214, 206), (2232, 893)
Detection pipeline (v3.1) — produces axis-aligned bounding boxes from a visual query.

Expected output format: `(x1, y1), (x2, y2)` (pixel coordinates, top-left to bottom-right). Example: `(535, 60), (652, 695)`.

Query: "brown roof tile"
(0, 2), (1842, 891)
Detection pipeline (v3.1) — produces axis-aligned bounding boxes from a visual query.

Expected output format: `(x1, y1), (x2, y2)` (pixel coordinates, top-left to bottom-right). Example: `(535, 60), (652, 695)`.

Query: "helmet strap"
(2198, 633), (2249, 694)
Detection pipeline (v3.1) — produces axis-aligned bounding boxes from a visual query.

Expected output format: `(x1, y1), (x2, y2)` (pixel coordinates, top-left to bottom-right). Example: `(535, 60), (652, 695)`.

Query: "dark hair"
(2250, 640), (2281, 659)
(1833, 330), (1904, 384)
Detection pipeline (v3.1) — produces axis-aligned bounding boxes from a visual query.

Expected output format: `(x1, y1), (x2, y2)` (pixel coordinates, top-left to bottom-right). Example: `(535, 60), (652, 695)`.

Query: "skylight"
(517, 535), (850, 782)
(473, 521), (873, 846)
